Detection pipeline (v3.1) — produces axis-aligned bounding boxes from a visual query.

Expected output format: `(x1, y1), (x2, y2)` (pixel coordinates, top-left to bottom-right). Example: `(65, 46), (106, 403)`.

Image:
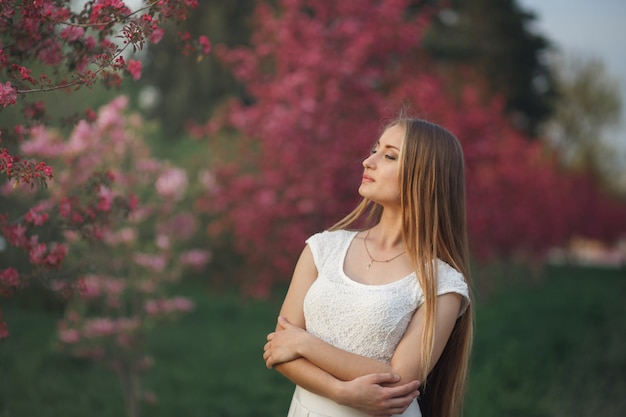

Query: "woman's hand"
(337, 373), (421, 417)
(263, 316), (310, 368)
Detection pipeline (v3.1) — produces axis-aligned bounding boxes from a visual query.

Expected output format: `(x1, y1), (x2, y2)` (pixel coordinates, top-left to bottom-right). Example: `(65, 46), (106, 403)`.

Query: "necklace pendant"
(367, 259), (373, 270)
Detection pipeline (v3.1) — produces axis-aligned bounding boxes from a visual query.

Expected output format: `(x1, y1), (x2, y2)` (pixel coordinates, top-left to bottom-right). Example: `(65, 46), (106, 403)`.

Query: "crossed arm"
(263, 245), (461, 416)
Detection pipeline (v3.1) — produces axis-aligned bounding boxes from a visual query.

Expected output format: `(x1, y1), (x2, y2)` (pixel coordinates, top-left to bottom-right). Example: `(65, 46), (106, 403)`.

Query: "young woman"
(263, 117), (473, 417)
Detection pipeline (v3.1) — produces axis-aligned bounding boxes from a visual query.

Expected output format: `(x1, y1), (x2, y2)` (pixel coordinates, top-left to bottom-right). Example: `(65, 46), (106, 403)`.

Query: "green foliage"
(424, 0), (555, 135)
(545, 54), (623, 185)
(140, 0), (256, 135)
(1, 266), (625, 416)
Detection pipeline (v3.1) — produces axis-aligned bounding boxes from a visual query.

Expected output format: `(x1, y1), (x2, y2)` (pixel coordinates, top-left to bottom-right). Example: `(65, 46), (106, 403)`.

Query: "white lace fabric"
(303, 230), (469, 364)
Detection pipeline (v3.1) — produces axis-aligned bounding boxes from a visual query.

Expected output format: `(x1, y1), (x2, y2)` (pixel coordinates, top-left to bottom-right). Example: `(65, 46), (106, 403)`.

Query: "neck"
(370, 207), (403, 248)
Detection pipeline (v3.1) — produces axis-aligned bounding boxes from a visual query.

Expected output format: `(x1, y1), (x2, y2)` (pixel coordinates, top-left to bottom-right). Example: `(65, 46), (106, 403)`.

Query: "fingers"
(367, 372), (401, 385)
(387, 379), (420, 398)
(262, 345), (274, 368)
(263, 340), (273, 368)
(375, 389), (419, 416)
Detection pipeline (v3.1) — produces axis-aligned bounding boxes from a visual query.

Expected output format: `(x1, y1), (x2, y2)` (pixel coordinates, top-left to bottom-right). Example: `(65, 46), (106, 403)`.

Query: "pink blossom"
(16, 66), (35, 84)
(198, 35), (211, 54)
(119, 228), (137, 243)
(198, 169), (218, 192)
(156, 234), (170, 250)
(79, 274), (102, 299)
(144, 296), (195, 315)
(144, 299), (159, 315)
(45, 243), (68, 267)
(0, 82), (17, 107)
(36, 38), (63, 65)
(83, 317), (116, 338)
(158, 212), (196, 241)
(172, 296), (194, 312)
(126, 59), (142, 81)
(2, 223), (28, 247)
(133, 253), (167, 272)
(137, 158), (161, 174)
(50, 280), (67, 292)
(29, 242), (47, 265)
(66, 120), (93, 155)
(59, 328), (81, 344)
(179, 249), (212, 270)
(21, 125), (65, 158)
(59, 197), (73, 218)
(0, 322), (8, 339)
(96, 96), (128, 131)
(150, 27), (164, 44)
(155, 167), (188, 201)
(97, 185), (114, 212)
(103, 278), (125, 296)
(25, 207), (49, 226)
(104, 227), (137, 245)
(0, 268), (19, 294)
(60, 26), (85, 42)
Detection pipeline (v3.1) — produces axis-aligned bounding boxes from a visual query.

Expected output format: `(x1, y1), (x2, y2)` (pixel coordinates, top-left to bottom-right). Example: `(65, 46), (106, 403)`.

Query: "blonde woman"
(263, 117), (473, 417)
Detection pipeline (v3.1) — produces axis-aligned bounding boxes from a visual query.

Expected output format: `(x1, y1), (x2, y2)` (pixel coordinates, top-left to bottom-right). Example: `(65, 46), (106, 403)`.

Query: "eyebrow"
(376, 141), (400, 151)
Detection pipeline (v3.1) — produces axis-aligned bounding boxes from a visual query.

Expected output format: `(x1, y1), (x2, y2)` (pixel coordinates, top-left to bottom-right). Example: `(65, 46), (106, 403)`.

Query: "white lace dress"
(286, 230), (470, 417)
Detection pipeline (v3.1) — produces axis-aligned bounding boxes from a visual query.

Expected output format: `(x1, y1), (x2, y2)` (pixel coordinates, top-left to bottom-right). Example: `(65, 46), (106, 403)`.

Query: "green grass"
(466, 265), (626, 417)
(1, 265), (625, 417)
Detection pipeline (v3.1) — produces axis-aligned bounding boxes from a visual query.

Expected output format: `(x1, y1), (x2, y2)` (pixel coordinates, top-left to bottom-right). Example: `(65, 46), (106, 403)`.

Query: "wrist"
(329, 379), (349, 405)
(296, 331), (314, 358)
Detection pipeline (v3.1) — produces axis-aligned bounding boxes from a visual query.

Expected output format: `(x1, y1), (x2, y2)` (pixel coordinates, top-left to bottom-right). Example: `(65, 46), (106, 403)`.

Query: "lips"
(362, 174), (374, 183)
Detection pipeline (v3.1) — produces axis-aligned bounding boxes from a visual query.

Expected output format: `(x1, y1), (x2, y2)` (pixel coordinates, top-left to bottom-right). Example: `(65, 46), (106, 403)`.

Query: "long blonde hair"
(331, 117), (473, 417)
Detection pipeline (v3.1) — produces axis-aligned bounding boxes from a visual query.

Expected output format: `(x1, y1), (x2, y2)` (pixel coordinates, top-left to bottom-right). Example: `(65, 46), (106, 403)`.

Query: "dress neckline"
(339, 230), (415, 288)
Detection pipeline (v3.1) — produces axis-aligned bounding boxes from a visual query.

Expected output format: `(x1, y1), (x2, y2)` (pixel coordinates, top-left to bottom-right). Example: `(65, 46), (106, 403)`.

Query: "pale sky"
(519, 0), (626, 154)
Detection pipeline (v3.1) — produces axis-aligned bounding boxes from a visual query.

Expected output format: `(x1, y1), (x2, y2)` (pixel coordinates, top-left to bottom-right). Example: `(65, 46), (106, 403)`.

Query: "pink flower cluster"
(77, 274), (126, 307)
(201, 0), (626, 296)
(0, 148), (53, 187)
(155, 167), (188, 201)
(0, 0), (204, 116)
(1, 216), (68, 269)
(58, 316), (140, 344)
(0, 81), (17, 107)
(179, 249), (212, 271)
(0, 268), (19, 297)
(144, 297), (195, 316)
(133, 253), (168, 273)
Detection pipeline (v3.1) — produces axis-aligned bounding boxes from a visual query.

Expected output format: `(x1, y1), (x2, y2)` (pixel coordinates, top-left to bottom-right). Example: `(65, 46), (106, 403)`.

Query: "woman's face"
(358, 124), (404, 206)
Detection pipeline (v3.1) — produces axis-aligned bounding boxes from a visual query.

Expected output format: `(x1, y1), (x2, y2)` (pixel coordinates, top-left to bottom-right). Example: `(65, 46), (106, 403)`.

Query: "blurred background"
(1, 0), (625, 416)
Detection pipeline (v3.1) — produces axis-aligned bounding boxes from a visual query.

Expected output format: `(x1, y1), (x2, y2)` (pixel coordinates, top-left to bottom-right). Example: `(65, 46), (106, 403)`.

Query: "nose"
(363, 153), (375, 169)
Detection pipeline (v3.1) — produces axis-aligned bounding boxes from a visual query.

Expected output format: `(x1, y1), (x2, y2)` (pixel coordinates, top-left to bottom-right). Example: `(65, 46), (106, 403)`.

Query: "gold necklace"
(363, 230), (406, 270)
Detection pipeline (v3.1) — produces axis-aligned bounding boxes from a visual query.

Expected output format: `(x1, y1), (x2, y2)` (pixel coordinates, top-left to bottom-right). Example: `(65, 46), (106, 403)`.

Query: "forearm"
(275, 356), (422, 415)
(274, 357), (346, 403)
(298, 334), (393, 382)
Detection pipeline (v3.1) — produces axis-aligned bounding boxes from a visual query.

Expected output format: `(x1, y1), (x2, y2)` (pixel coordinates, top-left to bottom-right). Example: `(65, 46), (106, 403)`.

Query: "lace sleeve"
(305, 233), (323, 271)
(436, 260), (470, 317)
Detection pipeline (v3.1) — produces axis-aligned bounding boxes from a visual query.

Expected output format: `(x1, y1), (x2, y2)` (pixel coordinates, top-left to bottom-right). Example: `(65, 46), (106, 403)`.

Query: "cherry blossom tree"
(5, 96), (210, 416)
(194, 0), (626, 295)
(0, 0), (210, 338)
